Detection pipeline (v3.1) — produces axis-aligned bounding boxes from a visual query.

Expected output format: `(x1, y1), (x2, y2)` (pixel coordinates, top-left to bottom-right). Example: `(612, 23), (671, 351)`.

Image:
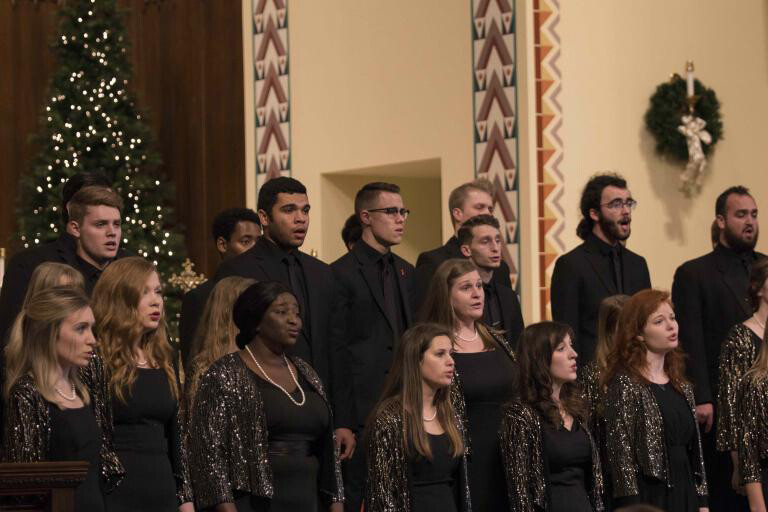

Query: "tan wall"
(556, 0), (768, 291)
(288, 0), (475, 262)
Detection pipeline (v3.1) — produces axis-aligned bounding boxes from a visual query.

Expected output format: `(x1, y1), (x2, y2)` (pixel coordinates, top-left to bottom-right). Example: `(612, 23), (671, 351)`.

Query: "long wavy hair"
(602, 289), (688, 394)
(91, 257), (178, 403)
(369, 323), (463, 460)
(23, 263), (85, 307)
(593, 294), (630, 373)
(187, 276), (256, 404)
(4, 286), (91, 405)
(517, 321), (587, 427)
(419, 258), (499, 350)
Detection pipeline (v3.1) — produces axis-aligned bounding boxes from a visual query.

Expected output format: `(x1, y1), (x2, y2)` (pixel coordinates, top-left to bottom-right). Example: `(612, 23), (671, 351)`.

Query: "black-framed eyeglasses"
(601, 199), (637, 211)
(367, 207), (410, 219)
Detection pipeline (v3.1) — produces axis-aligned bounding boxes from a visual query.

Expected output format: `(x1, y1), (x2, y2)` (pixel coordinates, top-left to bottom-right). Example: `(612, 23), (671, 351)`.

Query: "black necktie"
(285, 253), (307, 319)
(610, 246), (623, 293)
(380, 255), (400, 335)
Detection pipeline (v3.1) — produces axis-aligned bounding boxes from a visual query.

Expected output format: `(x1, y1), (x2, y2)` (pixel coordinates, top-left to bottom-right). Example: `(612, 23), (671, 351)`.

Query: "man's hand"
(696, 403), (714, 433)
(335, 427), (356, 460)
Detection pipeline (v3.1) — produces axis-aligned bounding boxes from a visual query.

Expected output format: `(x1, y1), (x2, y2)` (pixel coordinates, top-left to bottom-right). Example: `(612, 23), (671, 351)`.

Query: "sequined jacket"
(578, 361), (610, 490)
(187, 352), (344, 510)
(605, 373), (708, 499)
(365, 398), (472, 512)
(451, 331), (516, 456)
(2, 356), (125, 491)
(717, 323), (760, 452)
(499, 401), (604, 512)
(737, 375), (768, 484)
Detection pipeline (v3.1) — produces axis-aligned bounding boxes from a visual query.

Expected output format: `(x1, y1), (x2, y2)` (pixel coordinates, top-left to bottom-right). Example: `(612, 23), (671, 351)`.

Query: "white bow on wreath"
(677, 114), (712, 196)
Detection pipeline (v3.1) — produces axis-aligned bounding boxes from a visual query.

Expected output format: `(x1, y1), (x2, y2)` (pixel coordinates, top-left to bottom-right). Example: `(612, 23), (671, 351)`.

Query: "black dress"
(453, 349), (516, 511)
(627, 384), (701, 512)
(234, 372), (329, 512)
(543, 422), (593, 512)
(48, 403), (105, 512)
(410, 433), (461, 512)
(106, 368), (182, 512)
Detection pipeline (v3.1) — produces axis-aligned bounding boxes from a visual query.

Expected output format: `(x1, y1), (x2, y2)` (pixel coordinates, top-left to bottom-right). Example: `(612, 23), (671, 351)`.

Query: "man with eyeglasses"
(550, 172), (651, 365)
(330, 182), (415, 512)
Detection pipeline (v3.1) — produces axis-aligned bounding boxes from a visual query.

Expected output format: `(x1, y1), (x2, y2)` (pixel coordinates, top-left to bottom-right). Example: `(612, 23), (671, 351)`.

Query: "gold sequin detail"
(737, 375), (768, 484)
(604, 373), (708, 500)
(499, 401), (604, 511)
(717, 323), (760, 452)
(187, 352), (343, 509)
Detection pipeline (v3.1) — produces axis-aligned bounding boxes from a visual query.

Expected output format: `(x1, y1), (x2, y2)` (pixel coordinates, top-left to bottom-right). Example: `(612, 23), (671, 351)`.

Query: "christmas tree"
(16, 0), (187, 337)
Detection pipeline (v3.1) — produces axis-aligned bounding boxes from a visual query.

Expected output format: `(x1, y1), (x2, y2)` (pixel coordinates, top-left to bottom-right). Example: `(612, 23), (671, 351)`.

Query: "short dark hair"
(257, 177), (307, 217)
(61, 172), (112, 224)
(715, 185), (752, 217)
(211, 208), (260, 242)
(576, 173), (627, 240)
(457, 214), (500, 246)
(233, 281), (294, 349)
(354, 182), (401, 216)
(68, 186), (124, 224)
(341, 214), (362, 249)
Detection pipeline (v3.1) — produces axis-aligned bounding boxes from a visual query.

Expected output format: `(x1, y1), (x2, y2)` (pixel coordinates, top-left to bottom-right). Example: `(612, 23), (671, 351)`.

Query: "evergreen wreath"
(644, 77), (723, 161)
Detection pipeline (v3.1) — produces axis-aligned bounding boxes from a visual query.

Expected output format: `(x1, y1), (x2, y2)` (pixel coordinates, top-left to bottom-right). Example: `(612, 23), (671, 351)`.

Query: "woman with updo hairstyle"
(2, 287), (119, 510)
(603, 289), (708, 511)
(365, 322), (470, 512)
(23, 262), (86, 301)
(717, 258), (768, 493)
(188, 281), (343, 512)
(419, 258), (517, 511)
(91, 256), (193, 512)
(499, 321), (603, 512)
(184, 276), (256, 413)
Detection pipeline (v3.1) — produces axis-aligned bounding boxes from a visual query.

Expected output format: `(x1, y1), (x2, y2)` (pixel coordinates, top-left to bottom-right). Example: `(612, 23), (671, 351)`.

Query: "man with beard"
(550, 173), (651, 364)
(673, 185), (765, 511)
(457, 214), (525, 347)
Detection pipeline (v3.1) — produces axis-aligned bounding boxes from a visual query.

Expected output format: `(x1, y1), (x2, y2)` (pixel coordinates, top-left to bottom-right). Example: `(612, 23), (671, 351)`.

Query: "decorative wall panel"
(472, 0), (521, 290)
(253, 0), (290, 188)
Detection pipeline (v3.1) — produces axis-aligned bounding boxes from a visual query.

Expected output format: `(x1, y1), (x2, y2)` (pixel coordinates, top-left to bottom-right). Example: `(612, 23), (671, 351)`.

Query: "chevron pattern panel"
(472, 0), (521, 291)
(253, 0), (290, 188)
(533, 0), (565, 319)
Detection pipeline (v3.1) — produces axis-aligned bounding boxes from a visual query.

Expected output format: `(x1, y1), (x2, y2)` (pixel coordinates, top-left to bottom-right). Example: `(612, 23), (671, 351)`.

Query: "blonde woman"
(185, 276), (255, 412)
(2, 287), (115, 510)
(366, 323), (470, 511)
(24, 262), (86, 299)
(92, 256), (193, 512)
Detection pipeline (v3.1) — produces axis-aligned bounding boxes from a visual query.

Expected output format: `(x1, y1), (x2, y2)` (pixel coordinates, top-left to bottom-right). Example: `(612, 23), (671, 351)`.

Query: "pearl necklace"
(454, 328), (478, 342)
(423, 408), (438, 422)
(55, 381), (77, 401)
(245, 346), (306, 407)
(754, 314), (766, 332)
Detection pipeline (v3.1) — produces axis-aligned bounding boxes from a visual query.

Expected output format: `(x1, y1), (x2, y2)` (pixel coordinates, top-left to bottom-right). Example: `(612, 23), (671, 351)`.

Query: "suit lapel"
(356, 252), (395, 332)
(393, 256), (412, 327)
(714, 251), (753, 317)
(497, 284), (516, 335)
(583, 245), (617, 295)
(253, 242), (286, 283)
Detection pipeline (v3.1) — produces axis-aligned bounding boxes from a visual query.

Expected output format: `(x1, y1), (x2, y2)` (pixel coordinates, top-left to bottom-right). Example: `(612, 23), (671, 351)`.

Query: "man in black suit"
(673, 186), (763, 511)
(414, 178), (512, 308)
(550, 173), (651, 364)
(0, 176), (128, 342)
(330, 182), (414, 512)
(214, 177), (356, 460)
(457, 214), (525, 347)
(179, 207), (260, 371)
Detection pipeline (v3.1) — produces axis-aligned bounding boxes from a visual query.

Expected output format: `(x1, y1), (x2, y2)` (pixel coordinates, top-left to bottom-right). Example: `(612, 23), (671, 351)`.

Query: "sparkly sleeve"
(188, 367), (234, 508)
(498, 404), (538, 512)
(168, 401), (193, 504)
(738, 377), (764, 484)
(578, 363), (601, 439)
(365, 408), (407, 512)
(1, 383), (46, 462)
(605, 376), (640, 498)
(79, 352), (125, 492)
(717, 326), (756, 452)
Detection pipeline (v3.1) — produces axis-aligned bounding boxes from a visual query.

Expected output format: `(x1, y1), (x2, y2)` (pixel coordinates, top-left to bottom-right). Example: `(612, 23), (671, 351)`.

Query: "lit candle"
(686, 61), (695, 98)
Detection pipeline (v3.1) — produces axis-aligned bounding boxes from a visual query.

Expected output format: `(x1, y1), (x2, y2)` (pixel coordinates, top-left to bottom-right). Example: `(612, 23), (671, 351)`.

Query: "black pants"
(702, 418), (749, 511)
(343, 436), (366, 512)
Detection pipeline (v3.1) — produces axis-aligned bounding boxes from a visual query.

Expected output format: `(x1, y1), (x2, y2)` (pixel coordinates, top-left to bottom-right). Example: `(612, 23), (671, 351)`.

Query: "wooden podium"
(0, 461), (88, 512)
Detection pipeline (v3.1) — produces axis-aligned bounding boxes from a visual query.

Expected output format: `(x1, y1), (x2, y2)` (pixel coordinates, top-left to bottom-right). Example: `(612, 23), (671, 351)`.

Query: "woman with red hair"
(603, 289), (708, 512)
